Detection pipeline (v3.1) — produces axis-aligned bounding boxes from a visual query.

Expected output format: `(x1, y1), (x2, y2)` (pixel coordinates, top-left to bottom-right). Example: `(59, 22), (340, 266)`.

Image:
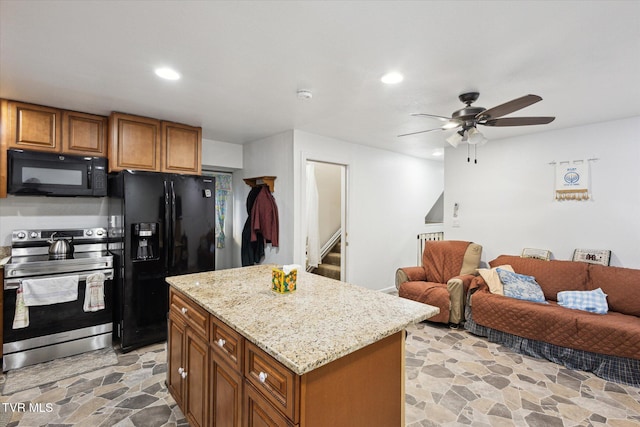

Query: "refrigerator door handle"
(170, 180), (176, 270)
(164, 179), (171, 270)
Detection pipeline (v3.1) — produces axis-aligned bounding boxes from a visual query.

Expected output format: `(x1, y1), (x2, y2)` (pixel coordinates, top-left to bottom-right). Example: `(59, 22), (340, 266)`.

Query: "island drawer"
(170, 289), (209, 338)
(245, 340), (299, 423)
(210, 315), (243, 372)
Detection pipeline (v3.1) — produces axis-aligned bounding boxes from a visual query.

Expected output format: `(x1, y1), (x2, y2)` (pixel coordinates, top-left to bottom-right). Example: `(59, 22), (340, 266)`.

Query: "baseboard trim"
(379, 286), (397, 294)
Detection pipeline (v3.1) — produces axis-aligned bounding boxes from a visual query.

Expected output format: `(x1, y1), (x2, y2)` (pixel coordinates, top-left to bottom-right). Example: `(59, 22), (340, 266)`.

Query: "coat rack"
(243, 176), (276, 193)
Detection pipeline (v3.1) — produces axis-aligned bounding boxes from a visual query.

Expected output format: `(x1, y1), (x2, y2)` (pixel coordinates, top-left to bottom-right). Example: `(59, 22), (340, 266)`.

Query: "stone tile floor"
(0, 322), (638, 426)
(0, 343), (186, 426)
(405, 322), (640, 427)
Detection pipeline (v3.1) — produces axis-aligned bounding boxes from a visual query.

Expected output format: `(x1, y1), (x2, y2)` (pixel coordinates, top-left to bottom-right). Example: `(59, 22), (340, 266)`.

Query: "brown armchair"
(396, 240), (482, 325)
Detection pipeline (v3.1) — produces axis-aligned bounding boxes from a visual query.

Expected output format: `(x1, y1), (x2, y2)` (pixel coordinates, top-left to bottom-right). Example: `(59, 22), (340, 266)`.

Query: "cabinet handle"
(181, 371), (188, 379)
(178, 367), (184, 374)
(217, 338), (226, 348)
(258, 371), (268, 383)
(181, 307), (188, 314)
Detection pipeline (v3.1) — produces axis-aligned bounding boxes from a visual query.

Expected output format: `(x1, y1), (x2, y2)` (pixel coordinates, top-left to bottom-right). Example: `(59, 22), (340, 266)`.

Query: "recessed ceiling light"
(297, 89), (313, 100)
(155, 67), (181, 80)
(432, 150), (444, 157)
(381, 72), (403, 84)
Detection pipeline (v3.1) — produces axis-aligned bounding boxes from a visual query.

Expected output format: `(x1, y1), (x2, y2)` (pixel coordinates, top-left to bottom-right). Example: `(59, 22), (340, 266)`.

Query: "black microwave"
(7, 149), (107, 197)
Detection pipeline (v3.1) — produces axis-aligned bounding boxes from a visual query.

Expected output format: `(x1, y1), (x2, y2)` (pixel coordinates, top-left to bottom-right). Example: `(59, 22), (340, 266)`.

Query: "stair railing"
(307, 228), (343, 272)
(320, 228), (342, 261)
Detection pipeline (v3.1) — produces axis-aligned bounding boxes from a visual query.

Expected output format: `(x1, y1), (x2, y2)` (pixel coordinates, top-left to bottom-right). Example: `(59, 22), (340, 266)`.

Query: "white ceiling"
(1, 1), (639, 160)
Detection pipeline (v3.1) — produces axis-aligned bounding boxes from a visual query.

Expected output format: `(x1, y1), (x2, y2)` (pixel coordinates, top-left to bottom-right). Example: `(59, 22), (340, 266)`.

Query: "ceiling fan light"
(446, 132), (463, 148)
(467, 127), (486, 145)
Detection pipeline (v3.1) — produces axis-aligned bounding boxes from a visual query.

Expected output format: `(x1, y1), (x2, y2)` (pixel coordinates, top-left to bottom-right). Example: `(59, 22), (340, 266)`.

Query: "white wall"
(311, 161), (342, 246)
(444, 116), (640, 268)
(202, 138), (243, 171)
(0, 197), (109, 247)
(293, 130), (444, 291)
(233, 131), (295, 267)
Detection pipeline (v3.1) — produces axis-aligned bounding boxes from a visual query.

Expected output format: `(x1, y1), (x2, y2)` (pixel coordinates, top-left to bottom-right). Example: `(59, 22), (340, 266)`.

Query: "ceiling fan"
(399, 92), (555, 159)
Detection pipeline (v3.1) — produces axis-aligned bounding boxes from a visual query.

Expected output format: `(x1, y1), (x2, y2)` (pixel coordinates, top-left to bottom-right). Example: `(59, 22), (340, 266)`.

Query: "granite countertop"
(166, 265), (439, 376)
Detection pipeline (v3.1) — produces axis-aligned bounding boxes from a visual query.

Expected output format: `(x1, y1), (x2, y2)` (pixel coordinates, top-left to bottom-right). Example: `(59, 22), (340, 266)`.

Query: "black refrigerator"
(108, 170), (216, 352)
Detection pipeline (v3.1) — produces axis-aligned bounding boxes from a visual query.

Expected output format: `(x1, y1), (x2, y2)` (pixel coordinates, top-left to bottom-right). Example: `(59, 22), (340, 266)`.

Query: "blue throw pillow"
(496, 268), (548, 304)
(557, 288), (609, 314)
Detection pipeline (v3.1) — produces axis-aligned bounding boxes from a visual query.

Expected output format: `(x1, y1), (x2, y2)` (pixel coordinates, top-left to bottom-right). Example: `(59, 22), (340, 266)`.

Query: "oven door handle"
(4, 269), (114, 290)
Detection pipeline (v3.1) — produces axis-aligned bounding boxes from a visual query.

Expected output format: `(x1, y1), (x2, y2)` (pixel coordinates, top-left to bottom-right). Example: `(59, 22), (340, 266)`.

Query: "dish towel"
(84, 272), (106, 312)
(12, 285), (29, 329)
(22, 275), (79, 306)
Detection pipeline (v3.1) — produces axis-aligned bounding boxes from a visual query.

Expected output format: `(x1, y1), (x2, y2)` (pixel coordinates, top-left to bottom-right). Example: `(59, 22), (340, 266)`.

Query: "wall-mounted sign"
(555, 160), (589, 201)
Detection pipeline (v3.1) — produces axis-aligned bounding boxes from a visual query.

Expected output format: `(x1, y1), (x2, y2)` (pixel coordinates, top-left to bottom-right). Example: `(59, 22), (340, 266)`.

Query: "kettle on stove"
(48, 232), (74, 258)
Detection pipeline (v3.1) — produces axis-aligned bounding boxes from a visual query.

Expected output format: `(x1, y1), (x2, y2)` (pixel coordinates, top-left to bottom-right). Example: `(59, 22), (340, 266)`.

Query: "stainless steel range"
(3, 227), (114, 371)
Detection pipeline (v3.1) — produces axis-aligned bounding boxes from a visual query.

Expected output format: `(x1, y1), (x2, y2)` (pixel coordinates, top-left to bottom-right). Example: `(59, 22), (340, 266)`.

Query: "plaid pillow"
(557, 288), (609, 314)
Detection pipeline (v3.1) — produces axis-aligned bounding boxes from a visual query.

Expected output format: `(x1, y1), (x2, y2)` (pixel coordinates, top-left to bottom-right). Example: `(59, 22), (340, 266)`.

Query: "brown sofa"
(396, 240), (482, 325)
(465, 255), (640, 386)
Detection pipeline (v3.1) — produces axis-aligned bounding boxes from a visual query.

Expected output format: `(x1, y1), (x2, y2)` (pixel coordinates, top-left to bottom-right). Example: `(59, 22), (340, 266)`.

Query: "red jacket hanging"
(250, 186), (279, 247)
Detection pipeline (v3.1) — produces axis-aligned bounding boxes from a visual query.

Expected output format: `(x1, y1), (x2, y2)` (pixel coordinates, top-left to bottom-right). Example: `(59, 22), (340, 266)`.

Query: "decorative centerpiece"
(272, 265), (299, 294)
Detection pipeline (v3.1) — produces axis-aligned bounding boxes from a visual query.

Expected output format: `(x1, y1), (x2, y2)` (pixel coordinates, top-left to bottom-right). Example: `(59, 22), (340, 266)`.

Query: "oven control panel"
(12, 228), (107, 243)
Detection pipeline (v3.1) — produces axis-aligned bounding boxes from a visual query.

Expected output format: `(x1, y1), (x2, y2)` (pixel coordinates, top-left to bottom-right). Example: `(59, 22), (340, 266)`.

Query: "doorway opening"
(305, 161), (347, 281)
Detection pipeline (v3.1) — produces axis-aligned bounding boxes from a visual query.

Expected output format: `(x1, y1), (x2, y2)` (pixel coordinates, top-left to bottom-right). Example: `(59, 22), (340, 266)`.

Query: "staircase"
(312, 240), (341, 280)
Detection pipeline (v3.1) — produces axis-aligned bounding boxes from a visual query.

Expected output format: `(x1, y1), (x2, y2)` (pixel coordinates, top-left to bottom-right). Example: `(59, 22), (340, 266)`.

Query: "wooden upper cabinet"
(62, 111), (108, 156)
(161, 121), (202, 175)
(6, 100), (61, 152)
(2, 100), (107, 157)
(109, 112), (161, 172)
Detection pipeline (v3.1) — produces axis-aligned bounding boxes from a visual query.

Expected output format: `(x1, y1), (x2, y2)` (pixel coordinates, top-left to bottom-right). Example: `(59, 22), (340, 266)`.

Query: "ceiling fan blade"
(397, 127), (447, 137)
(481, 116), (556, 127)
(411, 113), (453, 122)
(476, 94), (543, 120)
(411, 114), (463, 130)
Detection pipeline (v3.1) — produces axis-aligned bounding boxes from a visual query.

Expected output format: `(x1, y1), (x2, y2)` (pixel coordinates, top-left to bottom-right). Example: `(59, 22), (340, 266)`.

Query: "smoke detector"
(297, 89), (313, 100)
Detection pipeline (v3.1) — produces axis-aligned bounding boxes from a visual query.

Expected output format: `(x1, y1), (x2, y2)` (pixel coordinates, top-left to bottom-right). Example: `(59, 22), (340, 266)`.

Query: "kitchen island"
(166, 265), (438, 427)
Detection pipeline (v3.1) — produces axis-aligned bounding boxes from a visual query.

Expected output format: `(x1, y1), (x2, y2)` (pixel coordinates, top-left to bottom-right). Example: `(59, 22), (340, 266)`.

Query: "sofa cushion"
(497, 268), (547, 303)
(422, 240), (470, 283)
(477, 265), (514, 295)
(398, 281), (449, 323)
(470, 288), (640, 360)
(490, 255), (589, 301)
(587, 264), (640, 317)
(557, 288), (608, 314)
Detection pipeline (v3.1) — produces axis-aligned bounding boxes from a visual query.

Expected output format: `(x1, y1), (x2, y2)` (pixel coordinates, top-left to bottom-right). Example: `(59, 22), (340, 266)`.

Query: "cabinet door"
(62, 111), (108, 156)
(185, 328), (209, 427)
(245, 341), (298, 422)
(167, 315), (186, 406)
(211, 356), (243, 427)
(243, 384), (293, 427)
(6, 101), (61, 152)
(109, 112), (161, 172)
(161, 121), (202, 175)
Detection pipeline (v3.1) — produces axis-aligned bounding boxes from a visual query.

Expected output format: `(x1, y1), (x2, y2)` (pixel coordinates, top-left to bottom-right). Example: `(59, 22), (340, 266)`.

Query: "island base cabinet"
(298, 332), (404, 427)
(211, 356), (243, 427)
(167, 288), (406, 427)
(244, 384), (295, 427)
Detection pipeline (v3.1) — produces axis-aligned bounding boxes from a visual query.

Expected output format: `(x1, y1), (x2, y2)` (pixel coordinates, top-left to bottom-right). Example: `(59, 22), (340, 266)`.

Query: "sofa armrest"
(446, 274), (476, 324)
(395, 266), (427, 289)
(468, 276), (488, 295)
(449, 273), (476, 292)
